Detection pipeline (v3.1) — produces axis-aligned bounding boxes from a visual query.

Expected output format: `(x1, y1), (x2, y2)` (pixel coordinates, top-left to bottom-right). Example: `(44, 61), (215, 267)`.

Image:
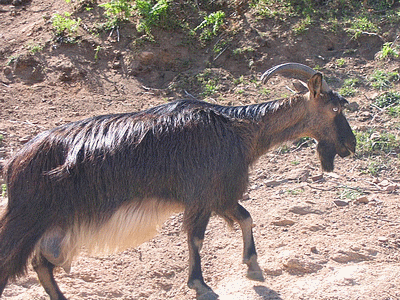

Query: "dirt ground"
(0, 1), (399, 299)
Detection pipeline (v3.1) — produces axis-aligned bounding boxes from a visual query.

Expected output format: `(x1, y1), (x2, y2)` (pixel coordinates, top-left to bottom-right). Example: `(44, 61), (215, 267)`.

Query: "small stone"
(311, 246), (318, 254)
(333, 200), (349, 207)
(355, 196), (369, 204)
(331, 250), (372, 263)
(272, 219), (295, 226)
(264, 266), (283, 276)
(287, 169), (310, 182)
(138, 51), (154, 65)
(347, 101), (359, 112)
(265, 180), (281, 187)
(289, 206), (323, 215)
(311, 174), (324, 182)
(385, 185), (398, 192)
(282, 258), (323, 274)
(3, 66), (12, 76)
(359, 111), (371, 122)
(378, 236), (388, 243)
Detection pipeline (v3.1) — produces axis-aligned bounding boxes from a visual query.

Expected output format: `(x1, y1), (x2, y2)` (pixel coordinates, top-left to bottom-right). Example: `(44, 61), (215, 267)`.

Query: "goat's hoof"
(196, 291), (219, 300)
(247, 270), (265, 282)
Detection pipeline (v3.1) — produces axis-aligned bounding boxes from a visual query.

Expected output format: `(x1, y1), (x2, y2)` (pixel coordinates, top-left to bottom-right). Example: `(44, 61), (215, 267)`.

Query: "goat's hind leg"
(33, 228), (69, 300)
(32, 254), (68, 300)
(229, 203), (264, 282)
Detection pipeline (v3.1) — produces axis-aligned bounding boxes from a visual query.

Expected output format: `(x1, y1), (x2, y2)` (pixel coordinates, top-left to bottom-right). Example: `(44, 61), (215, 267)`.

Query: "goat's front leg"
(186, 212), (218, 300)
(230, 203), (264, 281)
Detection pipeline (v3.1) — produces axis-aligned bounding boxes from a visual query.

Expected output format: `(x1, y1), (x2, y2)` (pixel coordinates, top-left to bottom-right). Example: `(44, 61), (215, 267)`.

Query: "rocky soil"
(0, 1), (399, 299)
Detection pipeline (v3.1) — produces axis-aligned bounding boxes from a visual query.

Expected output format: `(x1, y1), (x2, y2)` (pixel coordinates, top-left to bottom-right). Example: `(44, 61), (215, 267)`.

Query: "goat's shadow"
(253, 285), (282, 300)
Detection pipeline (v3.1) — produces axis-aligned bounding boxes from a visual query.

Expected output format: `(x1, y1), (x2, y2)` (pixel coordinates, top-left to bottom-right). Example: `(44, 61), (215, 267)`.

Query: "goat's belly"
(37, 199), (184, 270)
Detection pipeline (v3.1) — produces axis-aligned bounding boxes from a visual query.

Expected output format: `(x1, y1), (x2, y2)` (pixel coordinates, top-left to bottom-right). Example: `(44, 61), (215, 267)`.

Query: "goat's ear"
(307, 73), (323, 100)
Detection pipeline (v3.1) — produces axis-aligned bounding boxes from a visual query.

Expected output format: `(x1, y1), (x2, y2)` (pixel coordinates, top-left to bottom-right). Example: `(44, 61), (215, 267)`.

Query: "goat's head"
(261, 63), (356, 172)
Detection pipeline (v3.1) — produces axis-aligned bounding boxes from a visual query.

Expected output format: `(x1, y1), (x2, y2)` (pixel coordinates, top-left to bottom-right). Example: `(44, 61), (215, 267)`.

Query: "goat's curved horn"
(261, 63), (330, 92)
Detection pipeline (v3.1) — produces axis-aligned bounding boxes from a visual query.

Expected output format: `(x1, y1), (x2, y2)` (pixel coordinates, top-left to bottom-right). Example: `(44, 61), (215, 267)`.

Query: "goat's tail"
(0, 204), (51, 295)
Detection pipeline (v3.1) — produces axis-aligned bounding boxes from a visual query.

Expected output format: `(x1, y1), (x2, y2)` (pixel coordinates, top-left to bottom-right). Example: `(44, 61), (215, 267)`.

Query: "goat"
(0, 63), (356, 300)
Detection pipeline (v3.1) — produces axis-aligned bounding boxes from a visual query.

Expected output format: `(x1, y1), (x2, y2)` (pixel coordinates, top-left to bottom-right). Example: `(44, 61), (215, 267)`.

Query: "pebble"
(333, 200), (349, 207)
(355, 196), (369, 204)
(311, 174), (324, 182)
(282, 258), (323, 274)
(378, 236), (388, 243)
(331, 250), (372, 263)
(289, 205), (323, 215)
(271, 219), (295, 226)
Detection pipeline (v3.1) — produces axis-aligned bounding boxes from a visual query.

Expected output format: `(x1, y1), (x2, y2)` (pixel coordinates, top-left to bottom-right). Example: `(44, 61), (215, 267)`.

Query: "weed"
(26, 43), (43, 54)
(374, 91), (400, 117)
(374, 91), (400, 108)
(351, 16), (378, 33)
(94, 45), (102, 60)
(369, 69), (399, 90)
(232, 46), (255, 56)
(0, 134), (3, 144)
(52, 12), (81, 37)
(355, 129), (400, 157)
(337, 186), (363, 200)
(376, 42), (400, 60)
(194, 11), (225, 43)
(339, 78), (359, 97)
(292, 15), (312, 35)
(6, 56), (17, 66)
(286, 188), (304, 196)
(336, 58), (346, 67)
(1, 184), (6, 198)
(233, 75), (246, 85)
(196, 69), (220, 97)
(259, 87), (270, 95)
(135, 0), (171, 34)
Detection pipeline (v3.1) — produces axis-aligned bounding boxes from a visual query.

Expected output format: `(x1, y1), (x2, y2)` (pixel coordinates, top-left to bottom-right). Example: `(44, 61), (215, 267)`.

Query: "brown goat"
(0, 63), (356, 300)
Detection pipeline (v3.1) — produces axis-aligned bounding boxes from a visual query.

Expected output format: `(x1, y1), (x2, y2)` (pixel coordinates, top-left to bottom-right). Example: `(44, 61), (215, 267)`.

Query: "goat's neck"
(252, 95), (308, 161)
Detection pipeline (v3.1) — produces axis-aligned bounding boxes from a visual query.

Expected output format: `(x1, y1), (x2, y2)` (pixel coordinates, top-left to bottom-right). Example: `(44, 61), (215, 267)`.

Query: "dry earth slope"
(0, 0), (399, 299)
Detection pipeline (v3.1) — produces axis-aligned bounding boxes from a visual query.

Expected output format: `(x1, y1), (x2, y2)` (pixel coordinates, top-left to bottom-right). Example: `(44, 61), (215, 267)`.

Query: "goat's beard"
(317, 141), (336, 172)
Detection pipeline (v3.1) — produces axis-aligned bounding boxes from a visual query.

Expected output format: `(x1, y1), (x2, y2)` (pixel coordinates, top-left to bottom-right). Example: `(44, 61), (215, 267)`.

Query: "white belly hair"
(35, 199), (184, 272)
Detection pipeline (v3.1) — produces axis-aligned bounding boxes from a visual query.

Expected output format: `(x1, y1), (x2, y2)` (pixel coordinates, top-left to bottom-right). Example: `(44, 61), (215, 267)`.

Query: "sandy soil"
(0, 1), (399, 299)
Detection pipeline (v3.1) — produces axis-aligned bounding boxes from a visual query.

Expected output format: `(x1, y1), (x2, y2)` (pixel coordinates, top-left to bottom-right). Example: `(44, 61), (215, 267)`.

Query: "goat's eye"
(332, 107), (339, 112)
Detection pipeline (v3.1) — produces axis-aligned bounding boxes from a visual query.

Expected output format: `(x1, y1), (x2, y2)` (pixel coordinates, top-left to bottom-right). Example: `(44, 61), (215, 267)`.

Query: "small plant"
(194, 11), (225, 43)
(339, 78), (359, 97)
(336, 58), (346, 67)
(376, 42), (399, 60)
(232, 46), (255, 56)
(7, 56), (17, 66)
(349, 16), (378, 39)
(286, 188), (304, 196)
(94, 45), (102, 60)
(1, 184), (6, 198)
(337, 186), (364, 200)
(196, 69), (220, 97)
(374, 91), (400, 117)
(374, 91), (400, 108)
(26, 43), (43, 54)
(369, 69), (399, 90)
(355, 129), (400, 157)
(135, 0), (171, 34)
(100, 0), (134, 29)
(52, 12), (81, 37)
(292, 15), (312, 35)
